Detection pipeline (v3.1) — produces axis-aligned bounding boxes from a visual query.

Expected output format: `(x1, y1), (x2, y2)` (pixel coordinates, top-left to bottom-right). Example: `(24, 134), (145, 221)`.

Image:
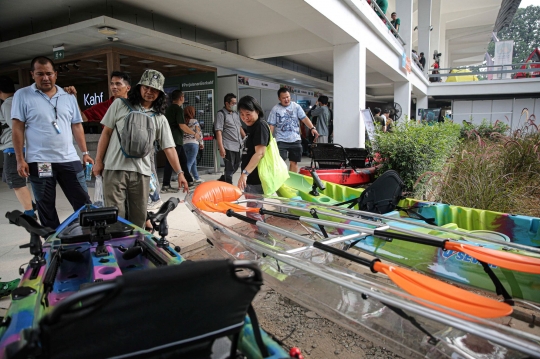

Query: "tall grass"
(436, 113), (540, 216)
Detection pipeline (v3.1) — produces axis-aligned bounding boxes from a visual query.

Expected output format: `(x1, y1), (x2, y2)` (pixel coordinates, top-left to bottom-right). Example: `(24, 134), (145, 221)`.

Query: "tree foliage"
(487, 5), (540, 63)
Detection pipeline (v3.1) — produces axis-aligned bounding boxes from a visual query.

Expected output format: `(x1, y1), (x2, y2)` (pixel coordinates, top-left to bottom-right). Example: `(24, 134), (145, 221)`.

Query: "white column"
(333, 43), (366, 148)
(394, 82), (411, 120)
(418, 0), (432, 75)
(430, 0), (441, 60)
(417, 94), (429, 118)
(396, 0), (413, 55)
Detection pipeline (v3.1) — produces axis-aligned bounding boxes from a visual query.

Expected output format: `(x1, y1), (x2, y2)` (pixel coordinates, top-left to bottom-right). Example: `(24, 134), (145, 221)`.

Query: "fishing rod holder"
(21, 232), (47, 268)
(6, 210), (55, 272)
(309, 169), (326, 196)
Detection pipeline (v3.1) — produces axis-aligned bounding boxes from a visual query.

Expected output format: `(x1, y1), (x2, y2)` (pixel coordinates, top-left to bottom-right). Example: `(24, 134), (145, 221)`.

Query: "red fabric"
(83, 96), (115, 122)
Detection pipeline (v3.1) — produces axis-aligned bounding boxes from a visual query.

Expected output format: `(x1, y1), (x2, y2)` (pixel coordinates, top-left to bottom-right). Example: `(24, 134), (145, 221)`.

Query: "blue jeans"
(184, 143), (200, 180)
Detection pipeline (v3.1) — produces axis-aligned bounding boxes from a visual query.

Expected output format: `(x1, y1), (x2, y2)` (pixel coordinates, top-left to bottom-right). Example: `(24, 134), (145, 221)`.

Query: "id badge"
(38, 162), (53, 178)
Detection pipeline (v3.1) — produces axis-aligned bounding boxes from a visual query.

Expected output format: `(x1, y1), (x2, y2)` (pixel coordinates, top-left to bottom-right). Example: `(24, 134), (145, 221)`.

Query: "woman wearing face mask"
(237, 96), (270, 222)
(183, 106), (204, 184)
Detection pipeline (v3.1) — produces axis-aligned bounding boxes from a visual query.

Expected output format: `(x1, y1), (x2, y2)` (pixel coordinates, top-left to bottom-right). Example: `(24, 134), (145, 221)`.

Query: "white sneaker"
(147, 199), (163, 211)
(194, 179), (204, 183)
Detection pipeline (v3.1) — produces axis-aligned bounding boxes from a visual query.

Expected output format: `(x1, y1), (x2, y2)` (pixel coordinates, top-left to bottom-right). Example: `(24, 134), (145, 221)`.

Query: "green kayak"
(276, 172), (540, 303)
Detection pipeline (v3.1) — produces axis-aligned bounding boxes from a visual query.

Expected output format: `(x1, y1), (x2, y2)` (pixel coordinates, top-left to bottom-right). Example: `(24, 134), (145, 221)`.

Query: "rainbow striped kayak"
(275, 172), (540, 303)
(0, 202), (288, 359)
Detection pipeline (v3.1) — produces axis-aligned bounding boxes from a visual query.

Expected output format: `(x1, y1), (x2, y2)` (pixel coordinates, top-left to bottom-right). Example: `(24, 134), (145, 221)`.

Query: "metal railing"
(367, 0), (406, 46)
(427, 62), (540, 82)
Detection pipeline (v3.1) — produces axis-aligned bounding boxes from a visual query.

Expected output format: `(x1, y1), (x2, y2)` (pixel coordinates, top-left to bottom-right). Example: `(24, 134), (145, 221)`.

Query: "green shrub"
(373, 121), (461, 198)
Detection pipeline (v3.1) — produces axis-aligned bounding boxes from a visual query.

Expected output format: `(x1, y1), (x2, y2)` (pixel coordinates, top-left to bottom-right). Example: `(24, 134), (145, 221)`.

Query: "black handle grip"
(373, 229), (446, 248)
(259, 209), (300, 221)
(226, 209), (257, 225)
(313, 241), (378, 272)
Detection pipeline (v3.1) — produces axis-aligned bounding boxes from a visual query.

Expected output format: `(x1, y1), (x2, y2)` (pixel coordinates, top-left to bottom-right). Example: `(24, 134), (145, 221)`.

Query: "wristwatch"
(310, 127), (315, 131)
(242, 169), (250, 176)
(176, 170), (184, 176)
(81, 151), (89, 155)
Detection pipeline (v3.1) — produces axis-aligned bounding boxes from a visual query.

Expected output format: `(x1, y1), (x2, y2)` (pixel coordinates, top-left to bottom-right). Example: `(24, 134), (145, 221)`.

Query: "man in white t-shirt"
(267, 88), (319, 172)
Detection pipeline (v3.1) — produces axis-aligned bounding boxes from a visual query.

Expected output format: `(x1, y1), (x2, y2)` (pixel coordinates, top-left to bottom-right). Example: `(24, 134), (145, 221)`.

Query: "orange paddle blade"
(445, 242), (540, 274)
(373, 262), (512, 319)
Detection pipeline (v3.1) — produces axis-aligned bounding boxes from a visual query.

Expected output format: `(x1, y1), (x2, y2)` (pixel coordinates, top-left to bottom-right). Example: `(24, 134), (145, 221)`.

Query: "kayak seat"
(344, 148), (369, 169)
(6, 260), (269, 359)
(336, 170), (405, 213)
(357, 170), (405, 213)
(310, 143), (347, 169)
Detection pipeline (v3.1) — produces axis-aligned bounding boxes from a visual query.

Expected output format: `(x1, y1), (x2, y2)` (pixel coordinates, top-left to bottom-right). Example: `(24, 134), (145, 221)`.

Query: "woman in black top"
(237, 96), (270, 223)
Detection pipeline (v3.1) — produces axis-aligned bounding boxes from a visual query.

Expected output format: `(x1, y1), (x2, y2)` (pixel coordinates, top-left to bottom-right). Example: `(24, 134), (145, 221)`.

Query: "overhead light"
(53, 44), (64, 52)
(73, 63), (80, 70)
(163, 64), (177, 68)
(120, 64), (130, 67)
(138, 60), (155, 64)
(98, 26), (117, 35)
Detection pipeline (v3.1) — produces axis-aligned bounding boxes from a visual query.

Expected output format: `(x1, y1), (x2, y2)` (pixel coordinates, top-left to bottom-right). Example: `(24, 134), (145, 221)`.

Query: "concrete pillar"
(333, 43), (366, 148)
(106, 50), (121, 98)
(18, 68), (31, 87)
(394, 82), (411, 120)
(430, 0), (441, 61)
(418, 0), (432, 75)
(396, 0), (413, 55)
(417, 94), (429, 119)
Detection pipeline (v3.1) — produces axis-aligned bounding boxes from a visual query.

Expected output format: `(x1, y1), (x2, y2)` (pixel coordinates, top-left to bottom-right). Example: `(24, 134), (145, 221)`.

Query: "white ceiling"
(0, 0), (509, 96)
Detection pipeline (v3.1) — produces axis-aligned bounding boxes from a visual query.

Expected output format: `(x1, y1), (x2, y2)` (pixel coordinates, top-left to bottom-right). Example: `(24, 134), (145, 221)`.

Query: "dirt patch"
(253, 286), (402, 359)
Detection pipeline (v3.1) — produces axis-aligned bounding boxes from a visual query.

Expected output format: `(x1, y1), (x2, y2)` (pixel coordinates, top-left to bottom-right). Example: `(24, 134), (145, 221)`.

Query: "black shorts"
(277, 140), (302, 163)
(2, 152), (26, 189)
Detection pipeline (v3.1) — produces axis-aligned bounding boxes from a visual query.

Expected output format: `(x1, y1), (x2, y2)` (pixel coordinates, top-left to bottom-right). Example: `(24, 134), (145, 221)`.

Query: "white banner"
(494, 41), (513, 80)
(361, 109), (376, 144)
(238, 76), (280, 90)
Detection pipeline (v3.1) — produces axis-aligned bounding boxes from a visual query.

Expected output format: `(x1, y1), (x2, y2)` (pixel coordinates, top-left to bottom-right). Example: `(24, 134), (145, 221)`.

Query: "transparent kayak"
(187, 181), (540, 359)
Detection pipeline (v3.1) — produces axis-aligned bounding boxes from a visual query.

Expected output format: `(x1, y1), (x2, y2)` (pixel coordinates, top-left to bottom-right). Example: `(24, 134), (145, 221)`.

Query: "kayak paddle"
(225, 209), (512, 319)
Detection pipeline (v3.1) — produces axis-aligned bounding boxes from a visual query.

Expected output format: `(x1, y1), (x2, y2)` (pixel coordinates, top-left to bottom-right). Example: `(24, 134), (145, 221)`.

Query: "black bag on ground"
(116, 98), (156, 158)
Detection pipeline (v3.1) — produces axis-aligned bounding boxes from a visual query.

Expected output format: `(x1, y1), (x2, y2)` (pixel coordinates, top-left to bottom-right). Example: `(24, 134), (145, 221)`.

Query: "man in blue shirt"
(11, 56), (93, 229)
(267, 88), (318, 172)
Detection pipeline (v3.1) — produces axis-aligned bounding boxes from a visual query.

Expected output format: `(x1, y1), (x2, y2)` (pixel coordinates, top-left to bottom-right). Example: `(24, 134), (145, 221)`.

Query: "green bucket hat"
(138, 69), (165, 94)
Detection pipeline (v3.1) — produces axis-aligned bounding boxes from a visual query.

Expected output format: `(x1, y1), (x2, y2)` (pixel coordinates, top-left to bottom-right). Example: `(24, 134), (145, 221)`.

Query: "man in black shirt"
(419, 52), (426, 70)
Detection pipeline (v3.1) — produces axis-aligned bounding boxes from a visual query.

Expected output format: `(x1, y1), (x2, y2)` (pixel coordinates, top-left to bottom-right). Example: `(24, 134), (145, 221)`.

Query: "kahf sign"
(84, 92), (104, 106)
(494, 41), (513, 79)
